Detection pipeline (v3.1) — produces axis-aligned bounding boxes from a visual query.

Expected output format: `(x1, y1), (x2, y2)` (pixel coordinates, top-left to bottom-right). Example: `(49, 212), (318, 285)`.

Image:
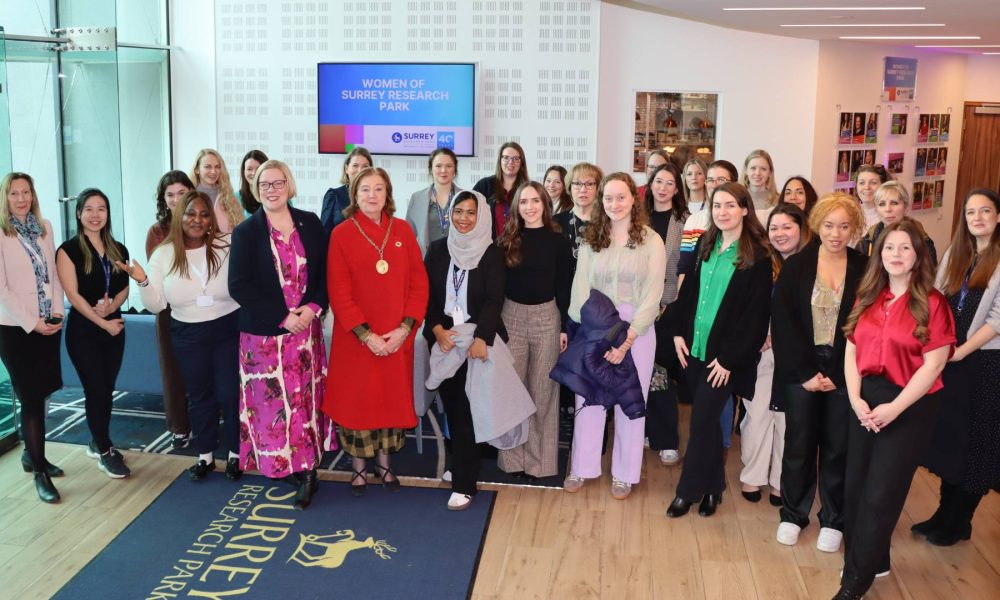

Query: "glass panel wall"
(0, 27), (14, 452)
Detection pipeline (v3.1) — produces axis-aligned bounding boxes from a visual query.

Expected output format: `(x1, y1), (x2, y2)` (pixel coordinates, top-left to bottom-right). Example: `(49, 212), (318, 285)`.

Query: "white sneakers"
(776, 522), (802, 546)
(817, 527), (844, 553)
(659, 450), (680, 465)
(611, 479), (632, 500)
(776, 523), (843, 552)
(447, 492), (472, 511)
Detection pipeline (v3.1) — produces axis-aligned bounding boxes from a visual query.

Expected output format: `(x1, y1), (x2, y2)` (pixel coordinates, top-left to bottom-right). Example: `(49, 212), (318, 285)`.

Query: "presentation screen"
(317, 62), (476, 156)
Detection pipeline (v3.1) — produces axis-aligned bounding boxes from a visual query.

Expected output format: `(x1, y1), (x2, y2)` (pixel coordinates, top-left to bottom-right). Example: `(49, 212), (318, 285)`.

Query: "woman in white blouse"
(119, 191), (242, 482)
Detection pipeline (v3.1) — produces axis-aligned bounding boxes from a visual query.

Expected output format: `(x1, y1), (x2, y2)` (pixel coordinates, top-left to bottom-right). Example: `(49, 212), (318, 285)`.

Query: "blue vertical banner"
(882, 57), (918, 102)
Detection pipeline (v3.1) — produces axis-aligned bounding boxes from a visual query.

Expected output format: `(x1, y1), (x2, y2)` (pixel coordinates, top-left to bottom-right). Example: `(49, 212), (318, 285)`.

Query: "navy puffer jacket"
(550, 289), (645, 419)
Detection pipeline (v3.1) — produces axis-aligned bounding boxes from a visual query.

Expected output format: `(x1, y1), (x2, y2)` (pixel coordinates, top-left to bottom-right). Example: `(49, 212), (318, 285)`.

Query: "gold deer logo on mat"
(288, 529), (397, 569)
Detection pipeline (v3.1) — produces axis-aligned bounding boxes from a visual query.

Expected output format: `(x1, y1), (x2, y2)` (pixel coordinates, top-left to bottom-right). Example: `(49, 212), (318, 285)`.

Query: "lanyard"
(452, 265), (467, 296)
(188, 251), (210, 293)
(101, 255), (112, 296)
(430, 185), (455, 233)
(16, 234), (49, 283)
(957, 260), (976, 312)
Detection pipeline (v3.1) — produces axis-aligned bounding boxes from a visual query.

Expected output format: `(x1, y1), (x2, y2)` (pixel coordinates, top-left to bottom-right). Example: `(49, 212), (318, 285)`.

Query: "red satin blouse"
(847, 287), (956, 393)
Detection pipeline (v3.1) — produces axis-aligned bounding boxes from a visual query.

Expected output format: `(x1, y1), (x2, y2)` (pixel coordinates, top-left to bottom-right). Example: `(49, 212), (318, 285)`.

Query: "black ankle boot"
(22, 450), (64, 477)
(34, 472), (60, 503)
(926, 489), (981, 546)
(912, 480), (954, 537)
(294, 469), (318, 510)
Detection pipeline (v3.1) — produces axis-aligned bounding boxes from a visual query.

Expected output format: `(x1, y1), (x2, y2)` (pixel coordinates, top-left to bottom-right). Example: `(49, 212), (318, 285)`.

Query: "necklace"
(351, 216), (394, 274)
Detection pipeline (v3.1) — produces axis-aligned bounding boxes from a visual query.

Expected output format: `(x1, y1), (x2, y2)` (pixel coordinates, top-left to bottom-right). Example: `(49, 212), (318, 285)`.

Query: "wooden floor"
(2, 407), (999, 599)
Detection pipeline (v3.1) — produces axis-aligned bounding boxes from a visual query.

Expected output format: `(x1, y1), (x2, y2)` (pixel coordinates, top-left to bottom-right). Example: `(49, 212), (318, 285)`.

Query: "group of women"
(1, 140), (997, 599)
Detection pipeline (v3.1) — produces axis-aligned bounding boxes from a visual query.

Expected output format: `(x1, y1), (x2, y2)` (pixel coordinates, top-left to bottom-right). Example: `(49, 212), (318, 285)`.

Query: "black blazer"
(229, 206), (328, 336)
(423, 239), (508, 346)
(320, 185), (350, 236)
(668, 237), (773, 391)
(771, 242), (865, 389)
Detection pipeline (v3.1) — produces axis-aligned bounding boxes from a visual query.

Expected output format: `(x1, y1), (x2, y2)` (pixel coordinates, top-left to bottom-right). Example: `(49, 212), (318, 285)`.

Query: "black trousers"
(842, 376), (942, 593)
(645, 383), (679, 451)
(439, 361), (481, 496)
(779, 384), (850, 529)
(675, 356), (733, 501)
(170, 312), (240, 455)
(0, 325), (61, 471)
(66, 314), (125, 453)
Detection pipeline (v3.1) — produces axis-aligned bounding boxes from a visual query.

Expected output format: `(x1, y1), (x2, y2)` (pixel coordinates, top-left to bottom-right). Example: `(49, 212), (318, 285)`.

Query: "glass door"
(0, 26), (17, 453)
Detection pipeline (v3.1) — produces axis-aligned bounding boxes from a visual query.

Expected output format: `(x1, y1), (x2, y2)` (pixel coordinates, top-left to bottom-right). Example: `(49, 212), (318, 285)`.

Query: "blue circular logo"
(391, 132), (402, 143)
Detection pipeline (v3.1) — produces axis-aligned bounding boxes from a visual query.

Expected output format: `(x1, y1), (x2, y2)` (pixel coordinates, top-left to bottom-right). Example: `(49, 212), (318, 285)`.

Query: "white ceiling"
(618, 0), (1000, 55)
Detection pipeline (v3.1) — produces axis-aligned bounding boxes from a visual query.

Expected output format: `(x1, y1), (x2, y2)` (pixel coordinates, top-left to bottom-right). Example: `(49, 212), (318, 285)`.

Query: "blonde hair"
(251, 160), (298, 203)
(0, 172), (46, 237)
(808, 192), (866, 243)
(190, 149), (243, 230)
(740, 149), (780, 207)
(874, 180), (911, 210)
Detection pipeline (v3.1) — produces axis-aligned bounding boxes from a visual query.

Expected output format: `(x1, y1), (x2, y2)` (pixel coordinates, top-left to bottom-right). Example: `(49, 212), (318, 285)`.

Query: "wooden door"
(953, 103), (1000, 236)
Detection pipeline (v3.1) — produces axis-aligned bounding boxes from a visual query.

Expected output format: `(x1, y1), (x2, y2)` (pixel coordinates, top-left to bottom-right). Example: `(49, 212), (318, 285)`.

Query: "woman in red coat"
(325, 167), (429, 497)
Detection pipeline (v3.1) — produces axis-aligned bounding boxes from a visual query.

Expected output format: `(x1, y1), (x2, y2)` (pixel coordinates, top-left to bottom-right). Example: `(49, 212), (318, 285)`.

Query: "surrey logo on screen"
(392, 132), (403, 143)
(436, 131), (455, 150)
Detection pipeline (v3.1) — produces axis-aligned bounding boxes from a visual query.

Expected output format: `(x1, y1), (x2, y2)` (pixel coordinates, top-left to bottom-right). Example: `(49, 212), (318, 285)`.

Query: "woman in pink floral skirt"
(229, 159), (335, 510)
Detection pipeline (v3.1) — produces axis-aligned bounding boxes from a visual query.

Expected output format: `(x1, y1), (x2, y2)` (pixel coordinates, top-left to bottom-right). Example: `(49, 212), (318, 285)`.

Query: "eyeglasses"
(500, 156), (522, 163)
(258, 180), (287, 191)
(706, 177), (729, 185)
(571, 180), (597, 190)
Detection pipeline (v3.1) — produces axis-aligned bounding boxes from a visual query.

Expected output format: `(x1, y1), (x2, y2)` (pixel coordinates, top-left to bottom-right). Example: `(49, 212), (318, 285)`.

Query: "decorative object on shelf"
(633, 91), (718, 172)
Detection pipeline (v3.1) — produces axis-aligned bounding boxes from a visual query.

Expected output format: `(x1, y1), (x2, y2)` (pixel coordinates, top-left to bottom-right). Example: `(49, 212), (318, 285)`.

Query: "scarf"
(11, 213), (52, 317)
(446, 190), (493, 270)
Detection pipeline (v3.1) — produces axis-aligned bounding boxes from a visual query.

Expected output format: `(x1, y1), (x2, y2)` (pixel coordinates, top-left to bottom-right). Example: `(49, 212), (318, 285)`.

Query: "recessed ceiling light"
(840, 35), (980, 40)
(914, 44), (1000, 48)
(781, 24), (945, 27)
(984, 52), (1000, 55)
(725, 6), (926, 11)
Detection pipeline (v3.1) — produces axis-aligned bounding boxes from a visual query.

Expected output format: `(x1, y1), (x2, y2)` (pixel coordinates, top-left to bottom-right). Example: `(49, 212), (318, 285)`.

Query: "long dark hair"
(778, 176), (819, 215)
(155, 170), (195, 227)
(492, 141), (530, 206)
(238, 149), (268, 214)
(644, 162), (688, 222)
(497, 181), (557, 267)
(843, 218), (936, 344)
(940, 188), (1000, 296)
(75, 188), (125, 275)
(697, 182), (770, 270)
(544, 165), (573, 213)
(166, 191), (230, 279)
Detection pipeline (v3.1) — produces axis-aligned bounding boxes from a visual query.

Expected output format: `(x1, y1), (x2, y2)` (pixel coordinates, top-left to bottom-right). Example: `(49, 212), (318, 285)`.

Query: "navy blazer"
(229, 206), (328, 336)
(320, 185), (350, 236)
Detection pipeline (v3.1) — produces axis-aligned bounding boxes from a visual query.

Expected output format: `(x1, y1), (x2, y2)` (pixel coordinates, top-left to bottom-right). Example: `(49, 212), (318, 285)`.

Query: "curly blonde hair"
(808, 192), (866, 243)
(582, 172), (648, 252)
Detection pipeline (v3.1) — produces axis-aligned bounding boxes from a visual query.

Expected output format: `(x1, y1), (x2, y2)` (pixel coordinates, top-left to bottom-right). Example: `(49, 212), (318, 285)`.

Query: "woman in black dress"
(917, 188), (1000, 545)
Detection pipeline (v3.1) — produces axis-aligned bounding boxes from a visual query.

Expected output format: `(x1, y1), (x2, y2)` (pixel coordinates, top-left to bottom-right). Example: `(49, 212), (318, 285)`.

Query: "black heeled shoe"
(741, 489), (762, 503)
(830, 586), (864, 600)
(294, 469), (319, 510)
(769, 494), (782, 507)
(666, 496), (693, 518)
(374, 464), (401, 492)
(22, 450), (64, 477)
(351, 469), (368, 497)
(699, 493), (722, 517)
(34, 472), (60, 503)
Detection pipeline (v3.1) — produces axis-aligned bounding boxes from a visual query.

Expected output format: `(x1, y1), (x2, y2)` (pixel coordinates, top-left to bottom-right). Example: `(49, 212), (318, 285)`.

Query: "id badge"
(196, 295), (215, 307)
(451, 305), (466, 325)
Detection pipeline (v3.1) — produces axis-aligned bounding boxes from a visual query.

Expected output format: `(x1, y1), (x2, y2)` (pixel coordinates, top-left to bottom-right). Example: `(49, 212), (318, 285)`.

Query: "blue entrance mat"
(53, 472), (495, 600)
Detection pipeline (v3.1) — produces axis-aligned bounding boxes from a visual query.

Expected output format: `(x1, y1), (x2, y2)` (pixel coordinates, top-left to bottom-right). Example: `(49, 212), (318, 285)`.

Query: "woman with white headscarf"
(423, 190), (508, 510)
